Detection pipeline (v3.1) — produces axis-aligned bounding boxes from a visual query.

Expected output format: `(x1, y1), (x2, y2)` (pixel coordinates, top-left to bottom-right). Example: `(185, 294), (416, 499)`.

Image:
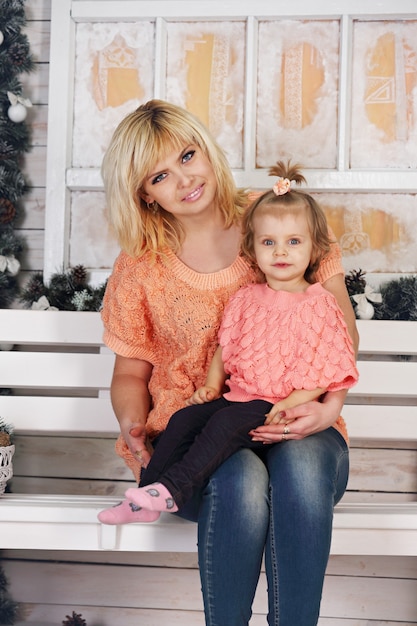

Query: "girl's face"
(141, 143), (218, 222)
(252, 209), (313, 292)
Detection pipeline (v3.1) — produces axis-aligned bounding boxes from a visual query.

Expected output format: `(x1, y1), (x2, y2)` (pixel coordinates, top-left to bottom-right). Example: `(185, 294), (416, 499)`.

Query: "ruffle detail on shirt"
(220, 283), (358, 402)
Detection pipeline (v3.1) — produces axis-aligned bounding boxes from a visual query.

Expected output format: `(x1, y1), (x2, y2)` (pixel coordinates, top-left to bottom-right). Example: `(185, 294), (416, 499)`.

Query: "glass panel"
(313, 192), (417, 273)
(72, 21), (155, 168)
(351, 20), (417, 168)
(166, 21), (246, 168)
(256, 20), (339, 169)
(69, 191), (119, 269)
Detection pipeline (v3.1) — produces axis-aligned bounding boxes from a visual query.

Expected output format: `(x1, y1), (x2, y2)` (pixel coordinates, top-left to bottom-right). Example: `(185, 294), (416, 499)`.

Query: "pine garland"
(345, 269), (417, 321)
(0, 564), (20, 625)
(0, 0), (34, 308)
(20, 265), (107, 312)
(62, 611), (87, 626)
(373, 275), (417, 321)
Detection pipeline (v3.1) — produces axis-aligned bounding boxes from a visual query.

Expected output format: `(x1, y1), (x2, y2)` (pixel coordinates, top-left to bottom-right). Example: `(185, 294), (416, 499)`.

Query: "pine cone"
(70, 265), (87, 287)
(0, 198), (16, 225)
(9, 41), (29, 67)
(345, 269), (367, 297)
(0, 432), (11, 447)
(0, 418), (13, 447)
(62, 611), (87, 626)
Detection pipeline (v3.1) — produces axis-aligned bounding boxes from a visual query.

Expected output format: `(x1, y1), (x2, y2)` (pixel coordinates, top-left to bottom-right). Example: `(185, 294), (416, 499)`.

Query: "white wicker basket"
(0, 444), (15, 495)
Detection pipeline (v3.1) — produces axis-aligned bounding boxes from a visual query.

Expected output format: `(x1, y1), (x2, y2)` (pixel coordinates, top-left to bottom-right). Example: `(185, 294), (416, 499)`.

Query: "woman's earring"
(147, 201), (158, 214)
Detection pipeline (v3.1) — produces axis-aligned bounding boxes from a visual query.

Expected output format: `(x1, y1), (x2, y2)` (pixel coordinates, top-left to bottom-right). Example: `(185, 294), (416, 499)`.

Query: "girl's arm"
(186, 345), (226, 405)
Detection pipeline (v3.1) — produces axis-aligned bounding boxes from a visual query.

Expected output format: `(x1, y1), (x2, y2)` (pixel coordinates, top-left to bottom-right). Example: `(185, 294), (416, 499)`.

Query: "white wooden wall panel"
(24, 146), (46, 187)
(20, 189), (46, 229)
(44, 0), (417, 281)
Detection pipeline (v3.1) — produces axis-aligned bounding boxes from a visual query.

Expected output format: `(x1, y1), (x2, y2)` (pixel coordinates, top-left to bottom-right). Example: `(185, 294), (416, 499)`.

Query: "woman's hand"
(124, 424), (152, 468)
(185, 386), (220, 406)
(250, 390), (347, 443)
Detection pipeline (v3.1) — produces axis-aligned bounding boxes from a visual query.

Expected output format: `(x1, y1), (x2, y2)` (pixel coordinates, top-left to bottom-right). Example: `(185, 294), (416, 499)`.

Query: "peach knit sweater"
(102, 243), (344, 481)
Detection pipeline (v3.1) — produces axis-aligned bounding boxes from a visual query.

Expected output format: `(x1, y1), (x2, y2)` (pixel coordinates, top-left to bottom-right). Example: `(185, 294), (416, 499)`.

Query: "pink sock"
(125, 483), (178, 513)
(97, 499), (161, 525)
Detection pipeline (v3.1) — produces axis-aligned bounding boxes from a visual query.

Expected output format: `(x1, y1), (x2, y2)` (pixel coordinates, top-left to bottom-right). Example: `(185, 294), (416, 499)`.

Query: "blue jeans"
(177, 426), (349, 626)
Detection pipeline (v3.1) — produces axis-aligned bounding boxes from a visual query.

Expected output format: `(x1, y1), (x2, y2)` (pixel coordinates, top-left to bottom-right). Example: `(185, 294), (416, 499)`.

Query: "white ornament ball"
(355, 299), (375, 320)
(0, 31), (4, 46)
(7, 102), (27, 123)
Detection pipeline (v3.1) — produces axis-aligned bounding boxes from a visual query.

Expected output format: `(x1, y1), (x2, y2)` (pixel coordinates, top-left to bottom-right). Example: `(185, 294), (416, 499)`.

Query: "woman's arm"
(322, 273), (359, 354)
(250, 389), (346, 442)
(110, 354), (153, 466)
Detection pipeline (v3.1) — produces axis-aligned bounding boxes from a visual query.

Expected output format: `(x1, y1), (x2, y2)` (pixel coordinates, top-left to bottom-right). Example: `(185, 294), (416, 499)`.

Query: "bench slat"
(352, 361), (417, 397)
(2, 313), (416, 353)
(355, 319), (417, 354)
(343, 405), (416, 441)
(0, 310), (103, 345)
(0, 495), (415, 555)
(2, 397), (415, 440)
(3, 352), (416, 395)
(0, 396), (118, 433)
(1, 351), (114, 388)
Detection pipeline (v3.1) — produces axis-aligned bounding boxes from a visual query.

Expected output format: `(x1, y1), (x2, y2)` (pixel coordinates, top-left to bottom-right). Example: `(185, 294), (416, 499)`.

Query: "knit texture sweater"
(219, 282), (358, 404)
(102, 243), (344, 481)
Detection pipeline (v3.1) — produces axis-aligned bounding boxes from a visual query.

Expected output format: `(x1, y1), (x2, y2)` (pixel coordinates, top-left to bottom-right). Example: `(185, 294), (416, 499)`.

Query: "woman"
(100, 99), (359, 625)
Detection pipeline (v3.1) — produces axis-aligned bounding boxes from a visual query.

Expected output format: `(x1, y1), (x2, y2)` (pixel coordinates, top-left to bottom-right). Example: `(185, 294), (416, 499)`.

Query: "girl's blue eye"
(289, 238), (300, 245)
(263, 239), (274, 246)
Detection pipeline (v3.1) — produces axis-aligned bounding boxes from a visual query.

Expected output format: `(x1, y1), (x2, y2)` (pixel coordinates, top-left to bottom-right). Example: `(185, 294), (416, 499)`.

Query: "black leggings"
(140, 397), (273, 508)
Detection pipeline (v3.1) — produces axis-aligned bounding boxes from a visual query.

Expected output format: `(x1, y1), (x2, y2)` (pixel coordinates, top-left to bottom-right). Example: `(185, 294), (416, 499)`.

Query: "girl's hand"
(250, 394), (344, 443)
(264, 402), (287, 425)
(185, 386), (220, 406)
(123, 423), (152, 468)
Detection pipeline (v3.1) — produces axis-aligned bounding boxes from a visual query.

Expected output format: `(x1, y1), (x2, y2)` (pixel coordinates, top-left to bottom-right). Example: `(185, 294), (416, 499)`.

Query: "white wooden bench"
(0, 309), (416, 556)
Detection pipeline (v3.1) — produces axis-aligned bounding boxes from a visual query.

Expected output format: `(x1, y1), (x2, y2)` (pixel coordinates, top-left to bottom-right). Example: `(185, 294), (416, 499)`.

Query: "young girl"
(99, 161), (358, 519)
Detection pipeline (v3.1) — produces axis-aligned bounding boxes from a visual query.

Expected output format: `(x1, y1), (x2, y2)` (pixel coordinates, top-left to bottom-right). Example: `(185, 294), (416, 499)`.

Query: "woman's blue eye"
(182, 150), (195, 163)
(152, 172), (166, 185)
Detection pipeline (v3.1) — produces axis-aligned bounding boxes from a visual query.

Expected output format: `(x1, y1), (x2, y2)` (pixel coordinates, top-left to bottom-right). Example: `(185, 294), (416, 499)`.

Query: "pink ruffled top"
(220, 282), (358, 404)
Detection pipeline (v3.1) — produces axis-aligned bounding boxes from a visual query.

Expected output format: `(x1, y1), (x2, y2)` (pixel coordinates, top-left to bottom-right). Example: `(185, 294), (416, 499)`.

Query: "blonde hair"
(241, 161), (332, 283)
(101, 99), (248, 257)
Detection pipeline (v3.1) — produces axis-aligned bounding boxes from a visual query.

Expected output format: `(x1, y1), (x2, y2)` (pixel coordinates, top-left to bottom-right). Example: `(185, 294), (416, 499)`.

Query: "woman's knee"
(206, 449), (270, 526)
(266, 428), (349, 506)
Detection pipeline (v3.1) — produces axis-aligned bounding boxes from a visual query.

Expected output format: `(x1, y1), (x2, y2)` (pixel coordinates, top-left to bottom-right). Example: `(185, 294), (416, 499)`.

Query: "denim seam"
(202, 479), (217, 625)
(268, 482), (280, 626)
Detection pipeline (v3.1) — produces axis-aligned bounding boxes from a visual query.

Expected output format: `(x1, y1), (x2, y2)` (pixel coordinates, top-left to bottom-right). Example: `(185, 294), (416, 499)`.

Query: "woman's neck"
(177, 221), (241, 273)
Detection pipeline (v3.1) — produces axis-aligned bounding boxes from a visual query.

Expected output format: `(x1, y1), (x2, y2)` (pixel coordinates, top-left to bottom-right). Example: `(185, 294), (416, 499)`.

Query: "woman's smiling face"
(141, 143), (218, 222)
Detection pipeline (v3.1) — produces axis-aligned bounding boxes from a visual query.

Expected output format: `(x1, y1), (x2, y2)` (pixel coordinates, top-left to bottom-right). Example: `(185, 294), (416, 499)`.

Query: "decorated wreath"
(345, 269), (417, 321)
(20, 264), (107, 312)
